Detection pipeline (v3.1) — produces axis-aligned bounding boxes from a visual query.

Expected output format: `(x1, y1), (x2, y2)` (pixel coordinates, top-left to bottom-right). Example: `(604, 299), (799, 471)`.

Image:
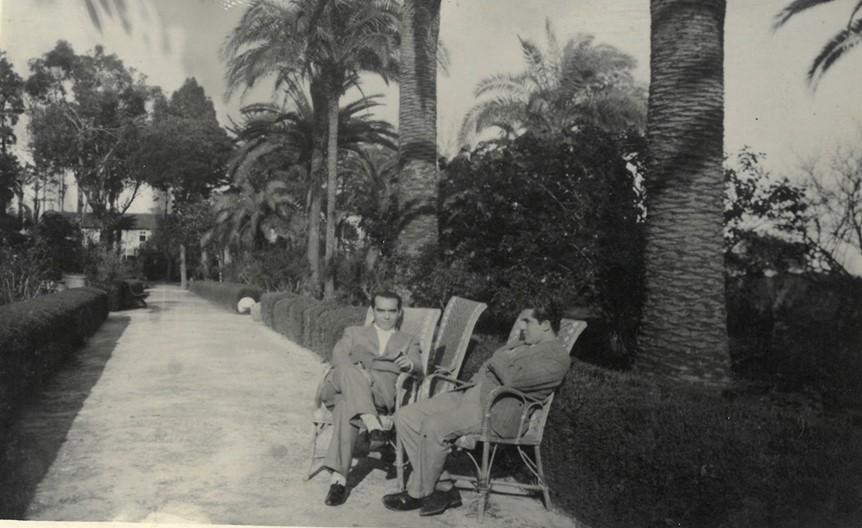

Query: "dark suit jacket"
(462, 339), (571, 438)
(331, 325), (423, 410)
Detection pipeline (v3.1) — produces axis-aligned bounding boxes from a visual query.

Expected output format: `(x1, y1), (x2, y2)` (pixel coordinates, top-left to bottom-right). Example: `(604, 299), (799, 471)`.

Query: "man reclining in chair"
(382, 301), (570, 517)
(318, 291), (422, 507)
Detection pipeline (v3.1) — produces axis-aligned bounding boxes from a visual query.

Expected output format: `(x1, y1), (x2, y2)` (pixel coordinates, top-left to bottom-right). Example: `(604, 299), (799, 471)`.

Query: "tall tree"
(396, 0), (442, 255)
(458, 19), (647, 147)
(0, 51), (25, 218)
(26, 41), (155, 248)
(638, 0), (729, 385)
(223, 0), (399, 298)
(775, 0), (862, 87)
(135, 78), (232, 284)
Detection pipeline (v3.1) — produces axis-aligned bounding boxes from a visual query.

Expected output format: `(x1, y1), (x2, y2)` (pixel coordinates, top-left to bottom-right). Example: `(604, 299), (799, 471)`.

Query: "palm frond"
(808, 16), (862, 86)
(774, 0), (836, 29)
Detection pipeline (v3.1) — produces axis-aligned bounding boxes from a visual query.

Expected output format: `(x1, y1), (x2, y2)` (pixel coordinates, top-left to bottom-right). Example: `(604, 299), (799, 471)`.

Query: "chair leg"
(534, 445), (551, 510)
(477, 440), (491, 523)
(396, 435), (405, 491)
(307, 423), (321, 480)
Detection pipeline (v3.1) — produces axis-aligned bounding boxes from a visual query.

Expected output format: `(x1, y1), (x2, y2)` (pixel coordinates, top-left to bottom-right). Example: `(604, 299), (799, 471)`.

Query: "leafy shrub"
(83, 243), (141, 285)
(223, 246), (308, 293)
(261, 291), (295, 328)
(432, 129), (643, 338)
(188, 280), (262, 313)
(31, 211), (85, 277)
(309, 306), (368, 362)
(727, 272), (862, 405)
(0, 288), (108, 425)
(0, 244), (51, 305)
(545, 364), (862, 528)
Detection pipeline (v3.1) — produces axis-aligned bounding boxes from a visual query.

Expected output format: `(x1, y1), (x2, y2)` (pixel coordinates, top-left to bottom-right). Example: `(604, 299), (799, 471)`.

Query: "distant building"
(61, 212), (158, 258)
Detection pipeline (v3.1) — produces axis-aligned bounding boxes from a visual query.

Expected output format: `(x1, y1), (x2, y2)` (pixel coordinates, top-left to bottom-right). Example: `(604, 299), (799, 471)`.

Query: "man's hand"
(394, 355), (414, 372)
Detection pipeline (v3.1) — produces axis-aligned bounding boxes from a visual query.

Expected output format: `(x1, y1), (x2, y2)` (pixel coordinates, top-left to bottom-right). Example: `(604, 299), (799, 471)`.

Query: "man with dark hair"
(383, 301), (570, 516)
(318, 291), (422, 507)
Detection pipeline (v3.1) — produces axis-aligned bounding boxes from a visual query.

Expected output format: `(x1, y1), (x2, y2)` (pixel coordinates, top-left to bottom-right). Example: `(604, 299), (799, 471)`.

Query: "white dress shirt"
(373, 324), (395, 356)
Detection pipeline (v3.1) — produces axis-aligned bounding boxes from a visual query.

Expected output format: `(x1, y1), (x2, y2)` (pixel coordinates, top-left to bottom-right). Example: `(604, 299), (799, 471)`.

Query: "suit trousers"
(395, 387), (483, 498)
(319, 363), (387, 477)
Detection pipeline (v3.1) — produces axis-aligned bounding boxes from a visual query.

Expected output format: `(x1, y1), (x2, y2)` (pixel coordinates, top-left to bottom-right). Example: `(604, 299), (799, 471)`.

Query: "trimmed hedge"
(188, 280), (262, 314)
(461, 335), (862, 528)
(261, 292), (295, 328)
(310, 306), (367, 361)
(0, 288), (108, 425)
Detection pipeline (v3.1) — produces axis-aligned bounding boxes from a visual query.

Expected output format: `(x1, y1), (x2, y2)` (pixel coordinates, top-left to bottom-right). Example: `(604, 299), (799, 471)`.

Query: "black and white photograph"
(0, 1), (861, 527)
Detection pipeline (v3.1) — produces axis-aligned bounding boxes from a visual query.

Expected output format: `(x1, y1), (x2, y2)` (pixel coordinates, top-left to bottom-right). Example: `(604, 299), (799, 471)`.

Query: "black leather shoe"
(368, 429), (388, 451)
(419, 488), (462, 516)
(324, 483), (348, 506)
(382, 491), (423, 511)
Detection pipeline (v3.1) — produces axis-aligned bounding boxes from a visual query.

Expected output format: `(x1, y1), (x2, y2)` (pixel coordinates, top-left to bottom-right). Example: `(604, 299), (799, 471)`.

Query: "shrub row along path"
(4, 284), (578, 528)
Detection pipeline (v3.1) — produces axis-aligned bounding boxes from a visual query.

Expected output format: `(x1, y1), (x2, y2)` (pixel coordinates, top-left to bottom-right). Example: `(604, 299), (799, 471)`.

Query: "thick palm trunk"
(323, 95), (339, 299)
(639, 0), (728, 385)
(396, 0), (441, 255)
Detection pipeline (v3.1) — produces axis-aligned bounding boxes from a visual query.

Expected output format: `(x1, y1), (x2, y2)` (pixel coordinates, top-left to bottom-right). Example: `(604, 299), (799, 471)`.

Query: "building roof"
(59, 212), (158, 231)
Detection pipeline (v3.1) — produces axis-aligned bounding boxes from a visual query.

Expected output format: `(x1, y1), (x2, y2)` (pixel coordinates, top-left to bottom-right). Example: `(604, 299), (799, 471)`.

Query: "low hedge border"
(261, 292), (295, 328)
(188, 280), (262, 314)
(0, 288), (108, 426)
(461, 335), (862, 528)
(265, 295), (366, 362)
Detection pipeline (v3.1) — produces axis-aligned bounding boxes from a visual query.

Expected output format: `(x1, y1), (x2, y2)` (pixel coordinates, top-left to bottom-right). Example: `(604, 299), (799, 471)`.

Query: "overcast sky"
(1, 0), (861, 212)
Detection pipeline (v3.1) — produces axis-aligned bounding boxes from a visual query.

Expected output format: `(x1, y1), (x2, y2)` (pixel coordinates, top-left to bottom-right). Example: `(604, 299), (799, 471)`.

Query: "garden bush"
(261, 291), (295, 329)
(271, 295), (318, 342)
(309, 306), (368, 362)
(302, 301), (340, 351)
(188, 280), (262, 313)
(727, 272), (862, 406)
(0, 288), (108, 426)
(546, 364), (862, 528)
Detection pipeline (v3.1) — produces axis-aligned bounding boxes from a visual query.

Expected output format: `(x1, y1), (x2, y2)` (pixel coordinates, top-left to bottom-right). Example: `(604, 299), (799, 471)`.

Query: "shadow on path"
(0, 314), (130, 519)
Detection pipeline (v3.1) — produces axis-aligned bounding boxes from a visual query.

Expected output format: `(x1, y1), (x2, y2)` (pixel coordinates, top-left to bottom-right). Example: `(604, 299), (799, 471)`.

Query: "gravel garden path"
(3, 284), (580, 527)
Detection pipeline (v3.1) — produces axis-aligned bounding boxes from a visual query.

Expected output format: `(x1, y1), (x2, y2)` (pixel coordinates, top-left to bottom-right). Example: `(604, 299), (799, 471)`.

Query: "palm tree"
(227, 87), (397, 286)
(638, 0), (729, 385)
(396, 0), (442, 255)
(223, 0), (399, 298)
(775, 0), (862, 87)
(458, 18), (647, 147)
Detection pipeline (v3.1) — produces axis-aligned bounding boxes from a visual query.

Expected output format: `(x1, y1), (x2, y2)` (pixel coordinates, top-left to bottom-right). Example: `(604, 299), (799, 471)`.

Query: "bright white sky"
(1, 0), (861, 253)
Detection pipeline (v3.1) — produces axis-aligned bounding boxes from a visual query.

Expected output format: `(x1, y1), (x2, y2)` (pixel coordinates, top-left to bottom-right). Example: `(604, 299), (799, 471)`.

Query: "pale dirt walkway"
(5, 285), (578, 527)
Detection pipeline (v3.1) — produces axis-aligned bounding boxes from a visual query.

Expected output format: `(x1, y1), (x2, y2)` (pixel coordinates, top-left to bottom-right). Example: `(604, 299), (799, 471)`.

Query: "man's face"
(519, 309), (548, 344)
(373, 296), (401, 331)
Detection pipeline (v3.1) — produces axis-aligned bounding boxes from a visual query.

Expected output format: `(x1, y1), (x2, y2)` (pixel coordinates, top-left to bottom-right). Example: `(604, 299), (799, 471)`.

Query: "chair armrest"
(419, 371), (471, 399)
(479, 385), (545, 439)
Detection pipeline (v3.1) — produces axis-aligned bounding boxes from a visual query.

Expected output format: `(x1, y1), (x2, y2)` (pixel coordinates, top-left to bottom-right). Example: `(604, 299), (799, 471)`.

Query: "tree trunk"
(306, 80), (329, 293)
(180, 243), (188, 289)
(307, 182), (322, 289)
(201, 247), (209, 280)
(639, 0), (729, 385)
(323, 93), (340, 299)
(396, 0), (442, 256)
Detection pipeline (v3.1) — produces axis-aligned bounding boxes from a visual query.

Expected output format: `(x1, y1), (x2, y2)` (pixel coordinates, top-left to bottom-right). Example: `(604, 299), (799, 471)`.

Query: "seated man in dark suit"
(382, 301), (570, 516)
(318, 291), (422, 507)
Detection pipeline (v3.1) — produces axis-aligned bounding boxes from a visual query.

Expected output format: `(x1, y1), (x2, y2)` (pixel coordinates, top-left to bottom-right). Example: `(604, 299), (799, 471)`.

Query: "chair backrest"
(506, 310), (588, 353)
(507, 314), (588, 444)
(364, 306), (441, 373)
(428, 296), (488, 377)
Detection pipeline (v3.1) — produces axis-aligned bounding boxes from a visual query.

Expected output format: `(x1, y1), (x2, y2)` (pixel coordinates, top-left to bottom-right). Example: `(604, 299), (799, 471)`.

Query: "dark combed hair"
(533, 299), (562, 334)
(371, 290), (402, 310)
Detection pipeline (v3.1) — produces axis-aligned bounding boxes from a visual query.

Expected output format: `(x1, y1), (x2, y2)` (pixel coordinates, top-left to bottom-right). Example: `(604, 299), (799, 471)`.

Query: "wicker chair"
(434, 313), (587, 522)
(419, 296), (488, 399)
(307, 306), (441, 481)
